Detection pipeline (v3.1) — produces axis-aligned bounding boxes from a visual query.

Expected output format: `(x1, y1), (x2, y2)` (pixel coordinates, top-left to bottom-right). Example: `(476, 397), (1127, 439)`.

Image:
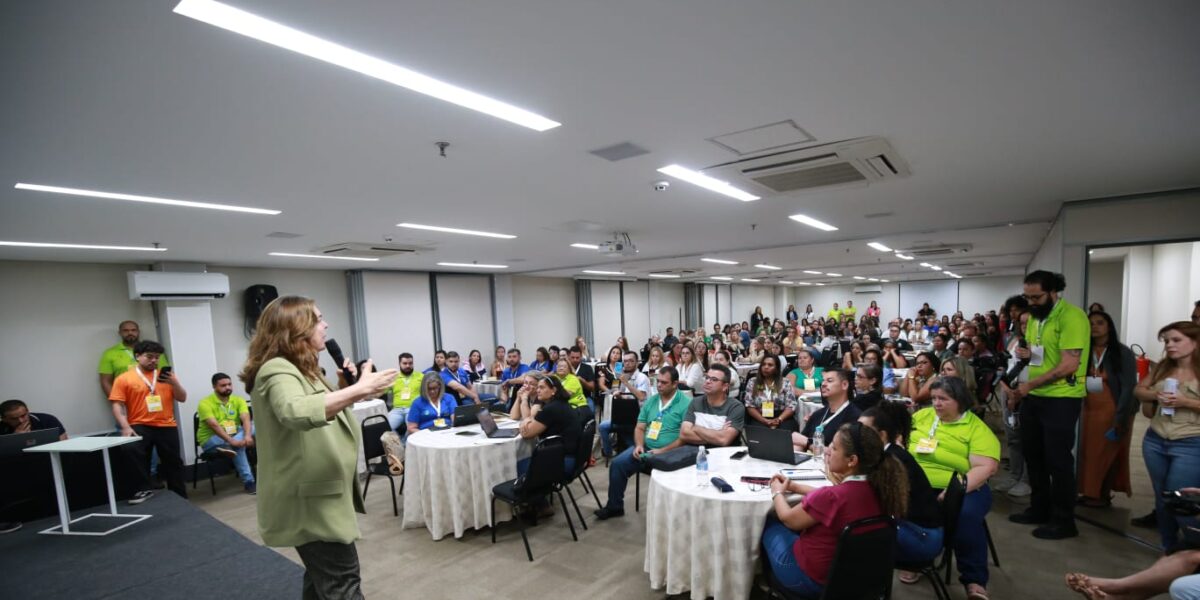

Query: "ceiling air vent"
(707, 136), (910, 196)
(318, 242), (421, 259)
(902, 244), (973, 257)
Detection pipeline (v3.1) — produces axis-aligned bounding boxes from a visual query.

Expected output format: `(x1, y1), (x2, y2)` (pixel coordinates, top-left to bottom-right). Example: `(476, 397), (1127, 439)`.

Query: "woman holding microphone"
(240, 296), (397, 599)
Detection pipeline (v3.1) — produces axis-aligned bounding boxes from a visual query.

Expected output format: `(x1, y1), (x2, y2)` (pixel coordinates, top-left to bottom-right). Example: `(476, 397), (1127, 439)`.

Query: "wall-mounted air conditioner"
(854, 285), (883, 294)
(128, 271), (229, 300)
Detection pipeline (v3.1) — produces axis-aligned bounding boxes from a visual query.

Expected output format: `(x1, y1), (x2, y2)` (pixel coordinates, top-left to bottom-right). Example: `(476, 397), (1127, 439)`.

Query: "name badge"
(434, 418), (447, 428)
(803, 379), (816, 391)
(762, 401), (775, 419)
(146, 394), (163, 413)
(1029, 345), (1045, 367)
(223, 422), (238, 435)
(400, 387), (412, 401)
(647, 420), (663, 441)
(1086, 376), (1104, 394)
(915, 437), (938, 454)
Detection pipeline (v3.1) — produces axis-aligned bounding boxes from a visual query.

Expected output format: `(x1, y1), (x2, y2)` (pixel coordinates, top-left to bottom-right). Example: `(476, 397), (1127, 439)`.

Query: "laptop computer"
(746, 426), (811, 465)
(0, 429), (60, 456)
(476, 410), (519, 439)
(453, 403), (486, 426)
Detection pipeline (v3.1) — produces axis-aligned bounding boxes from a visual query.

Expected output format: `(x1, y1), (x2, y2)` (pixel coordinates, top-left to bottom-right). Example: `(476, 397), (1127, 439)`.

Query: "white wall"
(1086, 259), (1125, 329)
(1029, 217), (1064, 275)
(435, 274), (495, 360)
(511, 276), (576, 352)
(623, 281), (651, 345)
(1118, 242), (1198, 356)
(590, 281), (622, 356)
(360, 271), (436, 371)
(794, 283), (901, 323)
(651, 281), (685, 336)
(0, 261), (158, 435)
(958, 275), (1023, 317)
(731, 285), (775, 325)
(700, 284), (718, 329)
(492, 274), (516, 351)
(1123, 246), (1155, 353)
(717, 285), (732, 326)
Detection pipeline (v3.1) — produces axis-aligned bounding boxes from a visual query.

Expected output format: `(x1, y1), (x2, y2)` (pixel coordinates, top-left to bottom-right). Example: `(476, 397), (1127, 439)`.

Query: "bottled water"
(696, 445), (708, 487)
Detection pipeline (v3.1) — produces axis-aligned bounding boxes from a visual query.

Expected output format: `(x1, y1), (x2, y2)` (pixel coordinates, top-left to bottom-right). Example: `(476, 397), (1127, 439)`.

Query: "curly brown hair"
(834, 422), (909, 518)
(240, 296), (323, 393)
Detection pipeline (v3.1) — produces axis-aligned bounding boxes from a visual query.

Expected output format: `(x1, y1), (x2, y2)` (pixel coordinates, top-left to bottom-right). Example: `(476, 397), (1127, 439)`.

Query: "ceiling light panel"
(0, 241), (168, 252)
(15, 183), (280, 215)
(397, 222), (516, 239)
(647, 273), (680, 279)
(754, 264), (781, 270)
(895, 253), (914, 260)
(269, 252), (378, 262)
(656, 165), (760, 202)
(437, 262), (508, 269)
(740, 278), (760, 282)
(173, 0), (560, 131)
(710, 276), (733, 281)
(867, 242), (893, 252)
(570, 243), (599, 249)
(825, 272), (843, 277)
(701, 257), (738, 265)
(802, 270), (822, 275)
(788, 213), (838, 231)
(582, 270), (625, 275)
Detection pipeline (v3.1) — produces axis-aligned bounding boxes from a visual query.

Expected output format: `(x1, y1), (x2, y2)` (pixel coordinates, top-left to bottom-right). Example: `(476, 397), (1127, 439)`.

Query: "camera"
(653, 181), (670, 191)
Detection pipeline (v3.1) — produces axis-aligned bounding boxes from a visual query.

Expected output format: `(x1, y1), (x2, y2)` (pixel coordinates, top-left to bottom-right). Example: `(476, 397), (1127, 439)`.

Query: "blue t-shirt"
(440, 367), (472, 400)
(530, 360), (553, 373)
(501, 363), (531, 381)
(406, 395), (458, 430)
(883, 366), (896, 390)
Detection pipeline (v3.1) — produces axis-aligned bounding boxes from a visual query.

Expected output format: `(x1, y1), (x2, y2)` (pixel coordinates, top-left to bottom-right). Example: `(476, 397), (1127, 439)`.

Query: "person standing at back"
(1007, 270), (1090, 540)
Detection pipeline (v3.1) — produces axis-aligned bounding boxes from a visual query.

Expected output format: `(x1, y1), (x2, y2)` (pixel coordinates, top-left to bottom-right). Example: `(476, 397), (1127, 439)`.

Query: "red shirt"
(794, 481), (882, 584)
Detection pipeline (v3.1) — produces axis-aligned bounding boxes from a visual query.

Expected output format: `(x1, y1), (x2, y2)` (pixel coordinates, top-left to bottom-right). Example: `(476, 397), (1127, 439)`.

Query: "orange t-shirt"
(109, 368), (177, 427)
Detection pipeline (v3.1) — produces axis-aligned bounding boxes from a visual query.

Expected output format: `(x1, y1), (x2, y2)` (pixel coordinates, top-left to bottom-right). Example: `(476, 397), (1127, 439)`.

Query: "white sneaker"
(1007, 481), (1032, 498)
(990, 476), (1017, 492)
(128, 490), (155, 505)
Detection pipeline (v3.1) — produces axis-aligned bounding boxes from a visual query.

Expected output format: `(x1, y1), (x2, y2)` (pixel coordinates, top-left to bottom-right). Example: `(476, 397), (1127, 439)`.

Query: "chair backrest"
(610, 395), (640, 427)
(360, 414), (390, 462)
(940, 472), (967, 552)
(820, 515), (897, 600)
(571, 419), (597, 479)
(520, 436), (567, 497)
(192, 412), (201, 454)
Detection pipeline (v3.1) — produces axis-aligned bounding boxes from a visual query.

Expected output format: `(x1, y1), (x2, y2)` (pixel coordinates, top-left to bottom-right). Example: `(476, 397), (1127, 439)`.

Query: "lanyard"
(1030, 301), (1060, 346)
(218, 398), (236, 420)
(1091, 348), (1107, 375)
(843, 474), (868, 482)
(928, 413), (966, 438)
(816, 402), (848, 431)
(136, 368), (158, 393)
(656, 393), (675, 419)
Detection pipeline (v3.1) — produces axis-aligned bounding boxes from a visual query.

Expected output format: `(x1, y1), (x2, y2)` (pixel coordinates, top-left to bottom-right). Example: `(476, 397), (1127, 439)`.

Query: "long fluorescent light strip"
(173, 0), (560, 131)
(14, 183), (280, 215)
(740, 278), (760, 282)
(570, 243), (599, 250)
(797, 282), (812, 286)
(657, 165), (759, 202)
(0, 241), (167, 252)
(788, 214), (838, 231)
(930, 266), (943, 271)
(397, 222), (516, 239)
(270, 252), (378, 262)
(867, 242), (892, 252)
(648, 273), (681, 279)
(710, 276), (733, 281)
(802, 270), (822, 275)
(853, 276), (866, 280)
(437, 262), (508, 269)
(825, 272), (843, 277)
(779, 280), (794, 285)
(895, 253), (914, 260)
(582, 270), (625, 275)
(701, 258), (738, 265)
(754, 264), (781, 270)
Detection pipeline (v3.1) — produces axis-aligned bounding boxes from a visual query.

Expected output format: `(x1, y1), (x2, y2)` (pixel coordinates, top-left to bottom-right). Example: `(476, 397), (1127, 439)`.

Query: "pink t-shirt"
(793, 481), (882, 584)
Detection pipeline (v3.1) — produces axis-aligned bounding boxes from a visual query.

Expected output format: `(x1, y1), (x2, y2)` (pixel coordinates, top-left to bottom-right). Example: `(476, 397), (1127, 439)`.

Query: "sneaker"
(593, 506), (625, 520)
(0, 521), (22, 534)
(1131, 509), (1158, 528)
(216, 447), (238, 458)
(1007, 481), (1032, 498)
(128, 490), (155, 505)
(990, 476), (1017, 493)
(244, 481), (257, 495)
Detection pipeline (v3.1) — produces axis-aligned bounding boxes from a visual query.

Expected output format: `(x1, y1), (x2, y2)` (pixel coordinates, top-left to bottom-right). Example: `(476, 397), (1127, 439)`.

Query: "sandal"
(1066, 573), (1106, 599)
(898, 570), (922, 584)
(965, 583), (989, 600)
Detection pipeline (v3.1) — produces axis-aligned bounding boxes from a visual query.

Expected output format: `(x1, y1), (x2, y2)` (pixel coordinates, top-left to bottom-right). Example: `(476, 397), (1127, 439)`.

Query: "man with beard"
(386, 353), (423, 433)
(98, 320), (169, 400)
(1006, 270), (1090, 540)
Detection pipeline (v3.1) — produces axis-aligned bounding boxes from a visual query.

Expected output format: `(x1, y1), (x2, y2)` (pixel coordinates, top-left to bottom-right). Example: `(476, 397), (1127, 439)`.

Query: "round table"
(644, 446), (830, 600)
(401, 422), (534, 540)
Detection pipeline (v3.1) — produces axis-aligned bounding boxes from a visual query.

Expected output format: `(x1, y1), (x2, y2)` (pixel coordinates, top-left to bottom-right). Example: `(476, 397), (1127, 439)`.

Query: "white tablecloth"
(475, 380), (501, 397)
(644, 446), (830, 600)
(735, 363), (759, 379)
(351, 399), (388, 479)
(402, 422), (534, 540)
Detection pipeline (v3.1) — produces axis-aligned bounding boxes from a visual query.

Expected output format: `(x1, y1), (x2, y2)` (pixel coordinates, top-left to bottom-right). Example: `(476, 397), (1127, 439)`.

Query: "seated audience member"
(711, 349), (740, 391)
(793, 370), (861, 453)
(642, 345), (666, 375)
(566, 346), (597, 408)
(662, 327), (679, 351)
(862, 347), (897, 394)
(498, 348), (531, 408)
(574, 336), (591, 361)
(596, 345), (625, 391)
(530, 347), (553, 373)
(489, 346), (506, 379)
(851, 364), (885, 411)
(679, 365), (745, 447)
(885, 324), (914, 352)
(932, 333), (955, 363)
(762, 421), (908, 598)
(675, 345), (705, 390)
(440, 351), (481, 404)
(940, 356), (978, 401)
(511, 372), (581, 481)
(859, 402), (943, 572)
(594, 367), (689, 520)
(743, 355), (799, 432)
(110, 340), (188, 503)
(739, 337), (765, 365)
(554, 357), (589, 410)
(900, 352), (941, 406)
(882, 338), (910, 368)
(1065, 531), (1200, 599)
(466, 349), (488, 382)
(197, 373), (256, 494)
(387, 353), (423, 433)
(599, 352), (654, 457)
(424, 349), (447, 374)
(841, 341), (866, 370)
(406, 377), (457, 433)
(548, 345), (561, 365)
(785, 348), (824, 393)
(907, 376), (1000, 599)
(0, 399), (67, 439)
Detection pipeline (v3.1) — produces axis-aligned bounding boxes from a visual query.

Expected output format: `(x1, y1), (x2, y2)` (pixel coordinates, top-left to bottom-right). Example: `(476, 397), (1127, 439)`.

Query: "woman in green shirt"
(554, 357), (587, 409)
(785, 348), (824, 393)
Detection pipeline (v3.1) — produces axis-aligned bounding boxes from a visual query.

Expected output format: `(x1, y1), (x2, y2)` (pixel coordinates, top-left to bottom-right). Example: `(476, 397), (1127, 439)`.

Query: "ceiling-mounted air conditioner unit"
(317, 242), (422, 259)
(853, 285), (883, 294)
(901, 244), (973, 257)
(707, 136), (910, 196)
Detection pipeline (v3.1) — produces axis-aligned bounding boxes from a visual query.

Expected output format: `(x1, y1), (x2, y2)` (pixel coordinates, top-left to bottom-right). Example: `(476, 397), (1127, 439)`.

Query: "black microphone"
(325, 338), (357, 385)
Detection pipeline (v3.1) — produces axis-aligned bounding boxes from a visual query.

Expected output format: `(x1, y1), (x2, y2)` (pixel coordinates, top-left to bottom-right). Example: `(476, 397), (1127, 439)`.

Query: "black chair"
(491, 436), (577, 561)
(563, 419), (600, 528)
(360, 415), (398, 516)
(895, 471), (966, 600)
(766, 515), (897, 600)
(191, 412), (232, 496)
(608, 394), (640, 461)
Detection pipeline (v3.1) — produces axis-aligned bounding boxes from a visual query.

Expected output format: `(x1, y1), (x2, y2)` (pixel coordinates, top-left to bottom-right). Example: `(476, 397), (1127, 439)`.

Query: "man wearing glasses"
(1006, 270), (1090, 540)
(678, 365), (745, 447)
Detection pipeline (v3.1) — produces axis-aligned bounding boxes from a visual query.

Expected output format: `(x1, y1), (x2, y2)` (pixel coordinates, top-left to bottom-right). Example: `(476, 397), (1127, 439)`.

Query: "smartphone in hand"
(158, 366), (174, 382)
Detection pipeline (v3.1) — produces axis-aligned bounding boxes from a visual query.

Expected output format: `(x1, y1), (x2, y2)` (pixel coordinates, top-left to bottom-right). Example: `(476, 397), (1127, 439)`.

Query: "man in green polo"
(98, 320), (169, 399)
(1006, 270), (1089, 540)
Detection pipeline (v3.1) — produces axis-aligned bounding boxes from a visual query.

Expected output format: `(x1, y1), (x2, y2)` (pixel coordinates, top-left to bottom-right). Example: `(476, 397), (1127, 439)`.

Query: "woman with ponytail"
(761, 420), (909, 598)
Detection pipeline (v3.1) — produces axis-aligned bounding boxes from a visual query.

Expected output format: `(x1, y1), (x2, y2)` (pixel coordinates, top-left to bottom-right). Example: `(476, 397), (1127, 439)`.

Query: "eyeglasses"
(703, 376), (728, 383)
(1023, 292), (1047, 302)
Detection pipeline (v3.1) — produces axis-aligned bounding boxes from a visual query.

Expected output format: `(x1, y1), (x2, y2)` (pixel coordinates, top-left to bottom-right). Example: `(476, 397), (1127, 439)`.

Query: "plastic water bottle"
(696, 445), (709, 487)
(812, 435), (824, 467)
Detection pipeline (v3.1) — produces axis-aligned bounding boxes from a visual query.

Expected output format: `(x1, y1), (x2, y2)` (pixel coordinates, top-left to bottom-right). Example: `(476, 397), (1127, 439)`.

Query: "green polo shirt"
(827, 308), (842, 321)
(908, 407), (1000, 489)
(196, 393), (250, 445)
(1027, 300), (1089, 398)
(390, 371), (424, 409)
(637, 389), (690, 450)
(98, 342), (169, 376)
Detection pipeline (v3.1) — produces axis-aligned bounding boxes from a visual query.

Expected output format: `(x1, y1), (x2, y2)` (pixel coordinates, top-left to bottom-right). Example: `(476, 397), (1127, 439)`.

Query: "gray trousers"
(295, 540), (364, 600)
(1002, 390), (1028, 482)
